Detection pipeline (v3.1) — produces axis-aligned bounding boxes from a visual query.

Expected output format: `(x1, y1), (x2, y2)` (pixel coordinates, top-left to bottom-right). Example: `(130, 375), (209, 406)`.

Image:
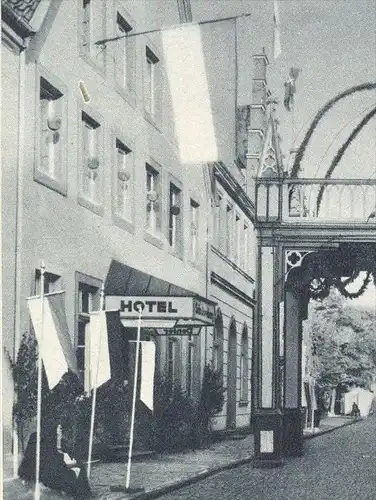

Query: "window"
(76, 279), (100, 389)
(145, 46), (159, 119)
(167, 338), (176, 395)
(242, 223), (249, 272)
(225, 204), (233, 257)
(168, 182), (182, 253)
(187, 334), (195, 398)
(145, 164), (161, 234)
(81, 112), (101, 204)
(214, 193), (222, 249)
(34, 269), (61, 295)
(240, 326), (249, 401)
(82, 0), (105, 68)
(212, 311), (223, 373)
(115, 138), (132, 220)
(190, 199), (199, 262)
(234, 213), (241, 266)
(39, 78), (63, 182)
(115, 13), (134, 90)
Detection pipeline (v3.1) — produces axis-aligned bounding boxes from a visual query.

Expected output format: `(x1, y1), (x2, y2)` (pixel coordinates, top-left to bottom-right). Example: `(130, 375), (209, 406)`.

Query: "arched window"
(240, 324), (249, 402)
(212, 309), (223, 373)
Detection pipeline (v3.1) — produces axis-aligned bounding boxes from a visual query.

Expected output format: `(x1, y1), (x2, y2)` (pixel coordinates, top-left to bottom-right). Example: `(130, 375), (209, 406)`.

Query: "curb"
(303, 417), (362, 440)
(118, 455), (255, 500)
(118, 419), (364, 499)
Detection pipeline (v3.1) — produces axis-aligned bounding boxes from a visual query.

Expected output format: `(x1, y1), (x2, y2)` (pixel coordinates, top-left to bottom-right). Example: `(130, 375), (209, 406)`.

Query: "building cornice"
(2, 2), (35, 41)
(211, 161), (255, 221)
(211, 271), (256, 308)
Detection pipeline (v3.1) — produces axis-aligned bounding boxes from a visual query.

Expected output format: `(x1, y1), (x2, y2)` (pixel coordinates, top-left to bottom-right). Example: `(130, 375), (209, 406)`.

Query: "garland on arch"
(308, 271), (373, 301)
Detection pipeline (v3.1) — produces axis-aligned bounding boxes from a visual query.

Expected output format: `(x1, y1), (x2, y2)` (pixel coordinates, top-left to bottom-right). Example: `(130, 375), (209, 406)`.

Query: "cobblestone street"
(159, 415), (376, 500)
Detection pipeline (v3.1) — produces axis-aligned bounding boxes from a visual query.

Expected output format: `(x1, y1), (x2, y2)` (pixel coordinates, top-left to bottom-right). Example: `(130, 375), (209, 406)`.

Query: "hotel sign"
(106, 295), (215, 327)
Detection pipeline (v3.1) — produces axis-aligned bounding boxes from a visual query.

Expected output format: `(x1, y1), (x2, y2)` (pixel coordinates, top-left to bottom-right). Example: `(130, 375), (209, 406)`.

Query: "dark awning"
(104, 260), (216, 328)
(104, 260), (196, 297)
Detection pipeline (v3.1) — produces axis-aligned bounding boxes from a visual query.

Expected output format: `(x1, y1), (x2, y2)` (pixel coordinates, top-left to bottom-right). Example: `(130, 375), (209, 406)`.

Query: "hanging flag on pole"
(161, 23), (218, 164)
(140, 341), (156, 411)
(284, 67), (300, 111)
(273, 0), (281, 59)
(88, 310), (111, 389)
(27, 291), (78, 390)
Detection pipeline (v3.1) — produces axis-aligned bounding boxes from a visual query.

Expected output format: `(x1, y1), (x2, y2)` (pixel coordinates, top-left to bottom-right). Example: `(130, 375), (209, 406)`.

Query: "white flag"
(273, 1), (281, 59)
(140, 341), (156, 411)
(88, 311), (111, 389)
(28, 292), (78, 390)
(162, 23), (218, 164)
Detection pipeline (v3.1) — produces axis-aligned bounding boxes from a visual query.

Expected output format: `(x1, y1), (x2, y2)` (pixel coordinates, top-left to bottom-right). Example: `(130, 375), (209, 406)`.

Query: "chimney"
(246, 49), (269, 199)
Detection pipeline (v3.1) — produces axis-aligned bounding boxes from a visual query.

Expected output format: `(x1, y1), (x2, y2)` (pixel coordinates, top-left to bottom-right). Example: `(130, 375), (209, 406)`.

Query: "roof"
(2, 0), (43, 22)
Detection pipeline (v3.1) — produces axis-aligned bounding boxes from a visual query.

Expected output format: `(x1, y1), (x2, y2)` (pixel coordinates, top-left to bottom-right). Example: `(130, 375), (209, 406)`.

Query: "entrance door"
(227, 319), (237, 429)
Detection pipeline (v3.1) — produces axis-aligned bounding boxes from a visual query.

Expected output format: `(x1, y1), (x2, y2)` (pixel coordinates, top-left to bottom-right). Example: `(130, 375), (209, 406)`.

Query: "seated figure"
(18, 424), (91, 499)
(350, 402), (361, 418)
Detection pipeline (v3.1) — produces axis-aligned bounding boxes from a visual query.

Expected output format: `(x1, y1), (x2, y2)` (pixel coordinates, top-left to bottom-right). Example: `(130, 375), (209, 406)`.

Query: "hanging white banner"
(140, 341), (156, 412)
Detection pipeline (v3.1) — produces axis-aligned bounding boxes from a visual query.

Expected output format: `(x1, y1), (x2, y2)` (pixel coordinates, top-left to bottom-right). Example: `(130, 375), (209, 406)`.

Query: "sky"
(190, 0), (376, 310)
(149, 0), (376, 308)
(190, 0), (376, 178)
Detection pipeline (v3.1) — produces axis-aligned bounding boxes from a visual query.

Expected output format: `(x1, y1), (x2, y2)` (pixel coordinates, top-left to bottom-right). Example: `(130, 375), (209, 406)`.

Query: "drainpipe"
(13, 48), (26, 478)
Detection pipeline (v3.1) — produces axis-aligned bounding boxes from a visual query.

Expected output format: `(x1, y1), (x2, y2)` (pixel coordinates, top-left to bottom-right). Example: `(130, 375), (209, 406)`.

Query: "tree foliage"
(304, 289), (376, 391)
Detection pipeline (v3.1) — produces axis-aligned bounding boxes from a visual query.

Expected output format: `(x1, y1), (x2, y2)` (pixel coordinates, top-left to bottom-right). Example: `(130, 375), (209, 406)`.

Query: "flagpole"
(34, 261), (45, 500)
(125, 303), (144, 490)
(87, 284), (105, 478)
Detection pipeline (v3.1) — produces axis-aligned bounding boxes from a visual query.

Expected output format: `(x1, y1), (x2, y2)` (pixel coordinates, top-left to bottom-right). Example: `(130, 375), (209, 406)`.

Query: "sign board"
(105, 295), (215, 328)
(155, 326), (201, 336)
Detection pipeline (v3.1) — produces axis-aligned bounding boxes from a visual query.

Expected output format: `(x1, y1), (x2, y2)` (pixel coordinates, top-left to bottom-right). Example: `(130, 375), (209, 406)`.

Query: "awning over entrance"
(104, 260), (216, 329)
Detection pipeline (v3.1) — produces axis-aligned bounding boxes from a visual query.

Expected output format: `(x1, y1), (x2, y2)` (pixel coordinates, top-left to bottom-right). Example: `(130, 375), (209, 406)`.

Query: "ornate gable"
(258, 111), (284, 178)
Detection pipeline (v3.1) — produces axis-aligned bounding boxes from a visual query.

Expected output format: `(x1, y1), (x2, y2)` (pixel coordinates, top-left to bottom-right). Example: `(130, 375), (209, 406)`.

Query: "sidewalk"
(3, 416), (361, 500)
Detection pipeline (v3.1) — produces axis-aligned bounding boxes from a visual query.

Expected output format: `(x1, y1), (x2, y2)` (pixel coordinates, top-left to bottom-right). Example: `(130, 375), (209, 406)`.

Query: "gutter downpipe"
(12, 47), (26, 479)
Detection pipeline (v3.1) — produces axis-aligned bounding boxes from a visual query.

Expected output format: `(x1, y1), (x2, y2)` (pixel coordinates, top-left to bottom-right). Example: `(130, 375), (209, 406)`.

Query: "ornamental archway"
(252, 83), (376, 467)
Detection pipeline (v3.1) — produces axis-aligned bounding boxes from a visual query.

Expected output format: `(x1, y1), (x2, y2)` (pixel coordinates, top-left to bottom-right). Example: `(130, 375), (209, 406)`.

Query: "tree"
(304, 289), (376, 392)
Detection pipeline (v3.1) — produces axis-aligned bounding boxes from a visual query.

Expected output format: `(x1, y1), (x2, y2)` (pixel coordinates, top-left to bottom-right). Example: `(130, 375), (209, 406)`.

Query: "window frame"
(239, 325), (249, 403)
(189, 199), (200, 264)
(144, 44), (161, 127)
(112, 130), (135, 232)
(113, 4), (136, 105)
(75, 272), (102, 392)
(80, 0), (106, 73)
(168, 180), (183, 257)
(34, 67), (68, 196)
(78, 107), (104, 216)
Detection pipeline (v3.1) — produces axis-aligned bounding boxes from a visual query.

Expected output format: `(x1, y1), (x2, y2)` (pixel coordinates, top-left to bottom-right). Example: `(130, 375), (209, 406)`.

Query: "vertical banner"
(140, 341), (156, 411)
(27, 292), (77, 389)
